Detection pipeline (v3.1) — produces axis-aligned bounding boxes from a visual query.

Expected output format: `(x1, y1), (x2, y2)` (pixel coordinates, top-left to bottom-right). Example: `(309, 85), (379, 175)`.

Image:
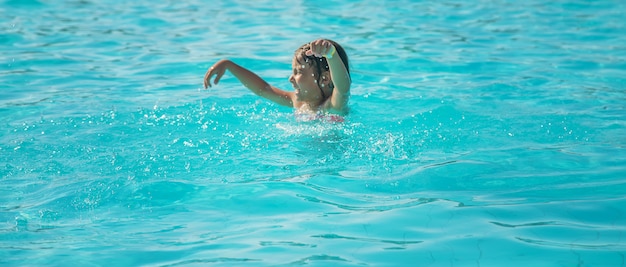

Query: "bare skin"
(203, 39), (351, 115)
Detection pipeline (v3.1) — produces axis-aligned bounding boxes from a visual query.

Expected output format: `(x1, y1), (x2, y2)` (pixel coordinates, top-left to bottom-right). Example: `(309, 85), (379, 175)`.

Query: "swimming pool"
(2, 0), (625, 266)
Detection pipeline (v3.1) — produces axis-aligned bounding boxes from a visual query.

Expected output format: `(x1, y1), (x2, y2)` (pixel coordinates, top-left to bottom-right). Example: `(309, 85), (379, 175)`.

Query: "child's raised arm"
(203, 59), (294, 107)
(306, 40), (351, 113)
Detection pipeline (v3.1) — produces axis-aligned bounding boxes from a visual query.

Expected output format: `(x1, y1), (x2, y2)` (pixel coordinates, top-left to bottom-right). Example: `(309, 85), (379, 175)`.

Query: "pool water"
(2, 0), (626, 266)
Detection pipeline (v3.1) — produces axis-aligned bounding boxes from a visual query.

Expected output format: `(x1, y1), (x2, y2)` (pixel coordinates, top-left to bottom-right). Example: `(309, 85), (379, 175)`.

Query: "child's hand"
(306, 39), (336, 58)
(203, 59), (230, 89)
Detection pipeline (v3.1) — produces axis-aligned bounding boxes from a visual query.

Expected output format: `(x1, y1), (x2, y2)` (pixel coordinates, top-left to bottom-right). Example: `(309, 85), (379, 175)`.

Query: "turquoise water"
(2, 0), (626, 266)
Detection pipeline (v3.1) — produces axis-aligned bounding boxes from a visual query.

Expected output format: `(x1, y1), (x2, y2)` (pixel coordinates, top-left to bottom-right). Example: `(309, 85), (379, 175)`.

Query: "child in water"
(203, 39), (351, 120)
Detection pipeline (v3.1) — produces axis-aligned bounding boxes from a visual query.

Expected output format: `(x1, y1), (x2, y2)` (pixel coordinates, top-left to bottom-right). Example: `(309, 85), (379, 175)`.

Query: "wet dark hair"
(294, 39), (350, 99)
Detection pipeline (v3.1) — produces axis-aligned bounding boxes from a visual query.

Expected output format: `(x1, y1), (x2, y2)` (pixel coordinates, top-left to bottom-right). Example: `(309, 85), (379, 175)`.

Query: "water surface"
(2, 0), (626, 266)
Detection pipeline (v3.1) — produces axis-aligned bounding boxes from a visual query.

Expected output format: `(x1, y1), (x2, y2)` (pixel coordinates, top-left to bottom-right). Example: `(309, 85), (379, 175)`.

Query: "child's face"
(289, 55), (323, 101)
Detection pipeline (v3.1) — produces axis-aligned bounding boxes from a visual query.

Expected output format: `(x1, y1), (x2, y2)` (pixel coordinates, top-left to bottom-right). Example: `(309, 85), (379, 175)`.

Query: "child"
(203, 39), (351, 118)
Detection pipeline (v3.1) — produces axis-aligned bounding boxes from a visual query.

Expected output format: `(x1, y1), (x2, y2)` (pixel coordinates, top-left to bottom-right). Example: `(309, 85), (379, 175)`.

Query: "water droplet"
(301, 64), (305, 69)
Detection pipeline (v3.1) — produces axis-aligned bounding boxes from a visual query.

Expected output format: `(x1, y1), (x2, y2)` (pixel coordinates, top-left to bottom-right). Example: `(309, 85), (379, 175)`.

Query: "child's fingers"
(306, 49), (321, 58)
(204, 67), (223, 88)
(203, 71), (212, 88)
(308, 40), (325, 57)
(306, 40), (333, 58)
(307, 46), (328, 58)
(213, 70), (223, 85)
(214, 76), (220, 85)
(310, 39), (335, 57)
(312, 39), (324, 47)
